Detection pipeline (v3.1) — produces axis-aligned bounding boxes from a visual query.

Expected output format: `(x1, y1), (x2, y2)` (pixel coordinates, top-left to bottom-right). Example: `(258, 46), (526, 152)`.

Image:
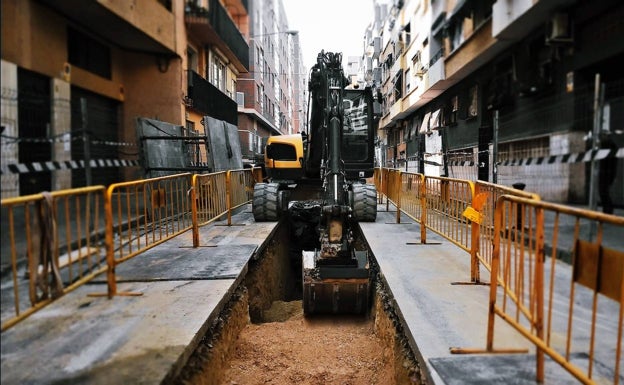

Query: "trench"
(171, 218), (425, 385)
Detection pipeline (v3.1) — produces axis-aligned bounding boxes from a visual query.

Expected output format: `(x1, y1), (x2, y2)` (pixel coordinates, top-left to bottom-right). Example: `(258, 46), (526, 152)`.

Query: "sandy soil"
(220, 300), (395, 385)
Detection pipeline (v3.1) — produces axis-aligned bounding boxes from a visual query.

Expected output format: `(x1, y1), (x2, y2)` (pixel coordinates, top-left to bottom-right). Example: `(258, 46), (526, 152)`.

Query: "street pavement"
(1, 203), (622, 384)
(1, 208), (279, 385)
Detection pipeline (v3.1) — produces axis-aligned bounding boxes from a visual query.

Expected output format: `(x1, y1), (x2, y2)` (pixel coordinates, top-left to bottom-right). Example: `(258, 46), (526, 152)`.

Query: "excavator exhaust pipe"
(302, 250), (371, 314)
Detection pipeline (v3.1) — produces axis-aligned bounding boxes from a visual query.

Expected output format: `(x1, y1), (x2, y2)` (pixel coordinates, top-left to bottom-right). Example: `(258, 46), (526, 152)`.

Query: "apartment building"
(236, 0), (306, 165)
(1, 0), (249, 198)
(368, 0), (623, 204)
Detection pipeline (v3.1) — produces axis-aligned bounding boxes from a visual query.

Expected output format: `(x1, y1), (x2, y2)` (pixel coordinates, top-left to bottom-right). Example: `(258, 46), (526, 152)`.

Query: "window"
(267, 143), (297, 160)
(468, 85), (478, 117)
(498, 137), (549, 162)
(405, 69), (411, 93)
(67, 27), (111, 79)
(449, 95), (459, 124)
(212, 55), (225, 91)
(187, 46), (198, 73)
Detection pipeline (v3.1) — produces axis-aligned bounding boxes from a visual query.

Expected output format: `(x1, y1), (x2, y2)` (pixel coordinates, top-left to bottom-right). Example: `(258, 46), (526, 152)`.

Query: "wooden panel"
(574, 239), (623, 301)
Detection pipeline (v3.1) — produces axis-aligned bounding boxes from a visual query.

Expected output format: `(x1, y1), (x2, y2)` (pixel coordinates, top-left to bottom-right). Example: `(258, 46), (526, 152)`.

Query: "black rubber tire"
(352, 183), (377, 222)
(252, 183), (279, 221)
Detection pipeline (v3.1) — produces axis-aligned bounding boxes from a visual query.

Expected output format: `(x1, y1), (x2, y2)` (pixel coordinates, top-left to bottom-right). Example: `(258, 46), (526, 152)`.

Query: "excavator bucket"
(302, 250), (371, 314)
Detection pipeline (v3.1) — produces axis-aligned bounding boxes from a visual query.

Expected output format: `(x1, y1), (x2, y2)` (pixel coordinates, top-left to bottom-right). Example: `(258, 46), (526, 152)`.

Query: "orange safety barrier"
(191, 172), (228, 247)
(470, 181), (541, 283)
(226, 169), (257, 225)
(1, 168), (259, 328)
(473, 196), (623, 385)
(1, 186), (107, 331)
(373, 167), (384, 204)
(190, 168), (257, 246)
(104, 173), (193, 297)
(396, 171), (427, 242)
(377, 168), (474, 250)
(423, 175), (475, 252)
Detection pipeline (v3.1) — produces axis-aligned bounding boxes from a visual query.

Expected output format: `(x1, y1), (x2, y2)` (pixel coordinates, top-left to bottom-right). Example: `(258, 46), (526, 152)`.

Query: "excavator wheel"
(352, 183), (377, 222)
(252, 183), (279, 221)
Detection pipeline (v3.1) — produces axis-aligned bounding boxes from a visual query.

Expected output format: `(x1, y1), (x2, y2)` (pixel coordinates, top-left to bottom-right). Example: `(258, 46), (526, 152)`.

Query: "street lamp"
(250, 30), (298, 38)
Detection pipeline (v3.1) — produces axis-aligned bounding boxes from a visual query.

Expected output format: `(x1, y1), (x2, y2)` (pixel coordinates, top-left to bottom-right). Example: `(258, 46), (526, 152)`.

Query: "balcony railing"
(185, 0), (249, 72)
(187, 70), (237, 125)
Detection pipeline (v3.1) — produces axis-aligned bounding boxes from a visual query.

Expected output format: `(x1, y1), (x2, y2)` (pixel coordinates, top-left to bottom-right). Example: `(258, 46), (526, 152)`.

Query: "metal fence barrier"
(471, 181), (541, 283)
(1, 168), (259, 328)
(190, 168), (257, 247)
(191, 172), (228, 247)
(482, 196), (624, 385)
(103, 173), (194, 297)
(1, 186), (106, 331)
(379, 168), (474, 250)
(226, 169), (256, 225)
(374, 167), (623, 383)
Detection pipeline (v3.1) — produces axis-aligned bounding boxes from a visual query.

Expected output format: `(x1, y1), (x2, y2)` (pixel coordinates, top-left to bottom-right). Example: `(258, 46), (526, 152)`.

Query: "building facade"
(1, 0), (250, 198)
(236, 0), (306, 166)
(368, 0), (623, 204)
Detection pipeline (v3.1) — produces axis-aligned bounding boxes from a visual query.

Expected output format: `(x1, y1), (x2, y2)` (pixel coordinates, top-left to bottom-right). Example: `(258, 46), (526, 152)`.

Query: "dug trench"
(171, 214), (425, 385)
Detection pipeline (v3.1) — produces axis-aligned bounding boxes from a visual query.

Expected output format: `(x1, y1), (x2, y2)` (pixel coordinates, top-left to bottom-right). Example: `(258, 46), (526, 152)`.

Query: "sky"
(281, 0), (375, 70)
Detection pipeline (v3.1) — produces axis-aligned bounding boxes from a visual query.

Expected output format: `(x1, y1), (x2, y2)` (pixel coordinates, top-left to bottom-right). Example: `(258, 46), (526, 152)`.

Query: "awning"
(430, 109), (442, 129)
(449, 0), (470, 20)
(409, 117), (418, 139)
(431, 12), (447, 36)
(419, 112), (431, 134)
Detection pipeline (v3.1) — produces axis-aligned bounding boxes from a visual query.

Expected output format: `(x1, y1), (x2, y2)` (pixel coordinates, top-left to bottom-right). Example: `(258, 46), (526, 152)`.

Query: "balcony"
(428, 54), (445, 89)
(38, 0), (176, 56)
(187, 70), (237, 125)
(492, 0), (575, 40)
(185, 0), (249, 72)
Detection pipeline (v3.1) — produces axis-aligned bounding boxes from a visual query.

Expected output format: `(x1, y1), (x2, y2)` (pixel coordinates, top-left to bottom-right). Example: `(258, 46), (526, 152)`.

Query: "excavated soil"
(173, 222), (423, 385)
(222, 300), (395, 385)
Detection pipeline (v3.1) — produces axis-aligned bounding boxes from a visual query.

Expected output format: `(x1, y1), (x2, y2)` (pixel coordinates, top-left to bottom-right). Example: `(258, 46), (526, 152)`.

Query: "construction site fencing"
(378, 168), (474, 251)
(190, 168), (257, 247)
(104, 173), (194, 297)
(471, 181), (541, 283)
(1, 186), (107, 331)
(1, 169), (260, 326)
(191, 172), (228, 247)
(375, 167), (623, 383)
(481, 196), (624, 385)
(226, 169), (256, 224)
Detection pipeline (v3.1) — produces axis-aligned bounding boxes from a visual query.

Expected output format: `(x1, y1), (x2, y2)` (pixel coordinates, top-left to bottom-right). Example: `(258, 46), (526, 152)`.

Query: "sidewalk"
(0, 207), (278, 385)
(360, 206), (622, 384)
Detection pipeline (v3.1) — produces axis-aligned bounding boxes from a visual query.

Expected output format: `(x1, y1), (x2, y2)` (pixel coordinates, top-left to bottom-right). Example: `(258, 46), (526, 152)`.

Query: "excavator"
(252, 50), (379, 314)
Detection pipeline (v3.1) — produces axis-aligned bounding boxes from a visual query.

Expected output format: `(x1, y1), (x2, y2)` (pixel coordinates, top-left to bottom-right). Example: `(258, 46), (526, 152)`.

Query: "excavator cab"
(341, 89), (376, 180)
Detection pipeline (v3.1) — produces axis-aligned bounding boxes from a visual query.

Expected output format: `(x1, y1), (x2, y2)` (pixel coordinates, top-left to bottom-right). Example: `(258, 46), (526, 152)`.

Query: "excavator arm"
(252, 50), (379, 314)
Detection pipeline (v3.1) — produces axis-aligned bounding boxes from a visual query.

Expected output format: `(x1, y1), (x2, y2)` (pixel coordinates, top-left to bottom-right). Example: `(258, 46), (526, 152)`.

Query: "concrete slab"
(0, 280), (236, 385)
(429, 354), (580, 385)
(111, 244), (258, 281)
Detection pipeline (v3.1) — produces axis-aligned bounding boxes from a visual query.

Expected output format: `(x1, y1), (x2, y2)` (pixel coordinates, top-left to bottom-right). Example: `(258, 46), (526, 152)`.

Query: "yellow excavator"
(252, 50), (379, 314)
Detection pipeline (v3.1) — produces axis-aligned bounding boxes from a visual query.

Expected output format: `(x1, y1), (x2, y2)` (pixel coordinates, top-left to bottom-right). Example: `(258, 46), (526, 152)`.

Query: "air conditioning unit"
(373, 67), (382, 83)
(546, 13), (573, 43)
